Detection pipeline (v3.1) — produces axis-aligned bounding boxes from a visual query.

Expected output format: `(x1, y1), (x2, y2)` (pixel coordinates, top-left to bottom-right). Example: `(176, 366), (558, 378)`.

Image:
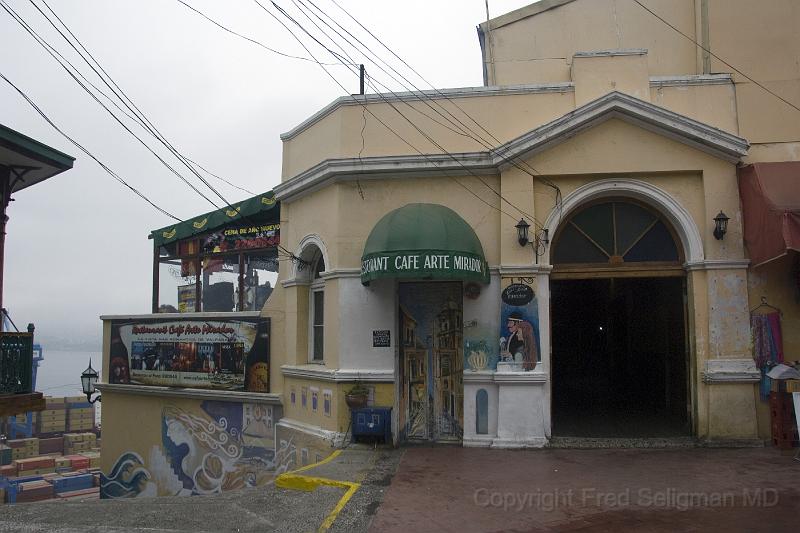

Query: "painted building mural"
(398, 282), (463, 442)
(101, 401), (285, 498)
(499, 279), (541, 371)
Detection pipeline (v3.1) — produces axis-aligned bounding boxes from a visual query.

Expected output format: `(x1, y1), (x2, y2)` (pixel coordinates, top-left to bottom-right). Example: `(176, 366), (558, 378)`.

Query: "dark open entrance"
(551, 277), (689, 437)
(549, 199), (691, 438)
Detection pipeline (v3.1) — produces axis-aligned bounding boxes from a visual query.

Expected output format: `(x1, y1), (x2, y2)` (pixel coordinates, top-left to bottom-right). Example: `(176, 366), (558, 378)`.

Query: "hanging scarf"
(751, 311), (783, 399)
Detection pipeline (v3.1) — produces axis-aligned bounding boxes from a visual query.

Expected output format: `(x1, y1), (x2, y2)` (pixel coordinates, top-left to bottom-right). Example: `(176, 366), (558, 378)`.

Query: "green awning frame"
(151, 191), (279, 247)
(361, 203), (490, 285)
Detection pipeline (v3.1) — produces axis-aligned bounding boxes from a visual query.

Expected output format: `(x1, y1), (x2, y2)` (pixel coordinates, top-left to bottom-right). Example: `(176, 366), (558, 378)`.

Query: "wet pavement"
(372, 446), (800, 532)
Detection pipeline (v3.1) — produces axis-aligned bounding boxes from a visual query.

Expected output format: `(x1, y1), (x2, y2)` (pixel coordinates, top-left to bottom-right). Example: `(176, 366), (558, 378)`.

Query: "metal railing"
(0, 331), (33, 395)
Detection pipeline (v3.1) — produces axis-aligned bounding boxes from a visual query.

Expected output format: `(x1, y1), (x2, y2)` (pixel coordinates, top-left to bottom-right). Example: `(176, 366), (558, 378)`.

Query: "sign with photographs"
(107, 316), (270, 391)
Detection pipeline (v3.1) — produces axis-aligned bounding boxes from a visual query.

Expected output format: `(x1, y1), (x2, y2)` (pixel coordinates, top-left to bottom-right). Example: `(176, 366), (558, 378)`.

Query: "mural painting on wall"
(108, 317), (270, 391)
(499, 278), (541, 371)
(101, 401), (285, 498)
(398, 282), (463, 442)
(275, 424), (335, 470)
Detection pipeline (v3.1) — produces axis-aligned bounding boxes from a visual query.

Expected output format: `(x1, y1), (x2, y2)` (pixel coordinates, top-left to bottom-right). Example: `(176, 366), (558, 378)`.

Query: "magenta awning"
(738, 162), (800, 268)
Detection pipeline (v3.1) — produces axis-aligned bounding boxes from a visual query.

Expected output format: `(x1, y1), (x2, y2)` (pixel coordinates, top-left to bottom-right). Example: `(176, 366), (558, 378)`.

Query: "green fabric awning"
(151, 191), (279, 247)
(361, 203), (489, 285)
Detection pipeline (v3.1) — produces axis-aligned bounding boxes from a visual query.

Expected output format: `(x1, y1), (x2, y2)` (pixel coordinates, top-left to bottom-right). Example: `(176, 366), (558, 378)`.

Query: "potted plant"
(345, 382), (369, 409)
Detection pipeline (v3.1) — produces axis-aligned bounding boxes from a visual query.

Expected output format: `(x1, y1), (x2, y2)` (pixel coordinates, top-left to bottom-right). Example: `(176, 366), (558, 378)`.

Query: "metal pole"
(0, 166), (11, 330)
(359, 64), (365, 95)
(152, 242), (160, 313)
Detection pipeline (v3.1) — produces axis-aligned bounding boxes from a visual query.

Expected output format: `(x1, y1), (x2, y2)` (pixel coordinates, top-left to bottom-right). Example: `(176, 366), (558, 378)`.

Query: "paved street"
(372, 446), (800, 532)
(0, 448), (401, 533)
(2, 446), (799, 532)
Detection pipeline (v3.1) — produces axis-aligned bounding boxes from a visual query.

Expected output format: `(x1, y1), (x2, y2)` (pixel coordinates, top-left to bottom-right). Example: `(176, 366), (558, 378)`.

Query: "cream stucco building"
(98, 0), (800, 493)
(267, 0), (799, 453)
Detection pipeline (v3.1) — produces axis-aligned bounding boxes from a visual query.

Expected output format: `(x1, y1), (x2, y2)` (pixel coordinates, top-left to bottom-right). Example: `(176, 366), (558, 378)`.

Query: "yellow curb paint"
(292, 449), (342, 474)
(275, 449), (361, 532)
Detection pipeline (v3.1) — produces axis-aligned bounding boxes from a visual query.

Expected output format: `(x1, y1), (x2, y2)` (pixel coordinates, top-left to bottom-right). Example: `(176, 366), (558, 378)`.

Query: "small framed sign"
(373, 330), (391, 348)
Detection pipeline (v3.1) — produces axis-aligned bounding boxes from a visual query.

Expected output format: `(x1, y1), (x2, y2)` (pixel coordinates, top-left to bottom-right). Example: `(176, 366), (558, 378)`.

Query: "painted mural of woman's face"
(507, 319), (518, 332)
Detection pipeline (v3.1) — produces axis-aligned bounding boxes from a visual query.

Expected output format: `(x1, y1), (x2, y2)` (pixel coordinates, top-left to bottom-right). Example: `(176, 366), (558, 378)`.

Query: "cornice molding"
(281, 364), (394, 382)
(650, 74), (733, 87)
(701, 359), (761, 384)
(685, 259), (750, 271)
(275, 92), (749, 203)
(280, 83), (575, 141)
(95, 383), (282, 404)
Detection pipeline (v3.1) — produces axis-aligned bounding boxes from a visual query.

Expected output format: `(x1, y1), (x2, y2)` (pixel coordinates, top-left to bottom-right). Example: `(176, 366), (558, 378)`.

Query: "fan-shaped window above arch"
(552, 201), (680, 266)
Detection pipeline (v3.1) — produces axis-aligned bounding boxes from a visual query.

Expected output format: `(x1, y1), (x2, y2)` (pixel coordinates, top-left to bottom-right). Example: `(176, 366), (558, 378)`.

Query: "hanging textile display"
(751, 311), (784, 399)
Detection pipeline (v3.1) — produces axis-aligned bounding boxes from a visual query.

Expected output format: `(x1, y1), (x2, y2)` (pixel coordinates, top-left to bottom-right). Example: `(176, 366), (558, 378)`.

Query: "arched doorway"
(550, 199), (690, 437)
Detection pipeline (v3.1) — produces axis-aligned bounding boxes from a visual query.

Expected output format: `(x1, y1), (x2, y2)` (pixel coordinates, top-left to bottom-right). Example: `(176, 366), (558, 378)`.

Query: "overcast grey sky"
(1, 0), (532, 348)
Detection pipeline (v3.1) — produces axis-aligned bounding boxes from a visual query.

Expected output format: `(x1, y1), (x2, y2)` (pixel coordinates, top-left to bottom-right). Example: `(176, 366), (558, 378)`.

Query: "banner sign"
(360, 250), (489, 284)
(201, 222), (280, 254)
(108, 317), (270, 391)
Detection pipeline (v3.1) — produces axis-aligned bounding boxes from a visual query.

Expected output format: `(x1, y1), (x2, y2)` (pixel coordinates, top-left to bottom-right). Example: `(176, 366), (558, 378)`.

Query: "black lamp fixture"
(515, 218), (531, 247)
(81, 359), (101, 404)
(713, 211), (730, 240)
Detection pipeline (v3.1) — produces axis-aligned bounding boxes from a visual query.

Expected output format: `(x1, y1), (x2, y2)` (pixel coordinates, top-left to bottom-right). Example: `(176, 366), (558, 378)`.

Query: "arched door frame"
(540, 179), (702, 438)
(542, 179), (704, 267)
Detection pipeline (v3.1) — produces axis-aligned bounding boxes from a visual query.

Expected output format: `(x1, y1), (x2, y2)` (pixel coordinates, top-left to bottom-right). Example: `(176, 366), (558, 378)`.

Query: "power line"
(32, 0), (233, 209)
(174, 0), (339, 66)
(0, 70), (181, 221)
(324, 0), (563, 227)
(283, 0), (553, 229)
(632, 0), (800, 116)
(1, 0), (222, 210)
(4, 3), (252, 199)
(256, 0), (524, 223)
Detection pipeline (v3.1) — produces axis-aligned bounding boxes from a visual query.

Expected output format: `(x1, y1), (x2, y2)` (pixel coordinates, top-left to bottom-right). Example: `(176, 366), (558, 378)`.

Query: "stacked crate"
(6, 438), (38, 461)
(63, 455), (90, 471)
(37, 437), (64, 455)
(14, 457), (56, 476)
(54, 456), (72, 473)
(770, 390), (799, 449)
(35, 401), (67, 435)
(79, 451), (101, 469)
(0, 444), (11, 466)
(63, 433), (97, 455)
(65, 397), (95, 432)
(51, 472), (94, 494)
(14, 479), (54, 503)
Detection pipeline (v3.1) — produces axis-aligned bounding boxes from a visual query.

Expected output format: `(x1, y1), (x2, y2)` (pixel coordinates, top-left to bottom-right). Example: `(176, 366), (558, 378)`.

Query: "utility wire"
(322, 0), (562, 228)
(257, 0), (523, 223)
(32, 0), (233, 209)
(174, 0), (339, 65)
(1, 0), (221, 210)
(0, 71), (181, 221)
(328, 0), (562, 192)
(632, 0), (800, 115)
(285, 0), (551, 228)
(4, 3), (252, 198)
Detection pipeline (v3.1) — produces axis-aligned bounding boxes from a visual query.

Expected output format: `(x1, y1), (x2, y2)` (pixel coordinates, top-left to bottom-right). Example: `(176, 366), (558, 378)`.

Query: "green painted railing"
(0, 332), (33, 394)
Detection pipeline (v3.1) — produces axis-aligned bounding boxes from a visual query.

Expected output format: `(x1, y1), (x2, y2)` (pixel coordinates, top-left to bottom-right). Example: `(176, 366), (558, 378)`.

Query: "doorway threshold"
(548, 436), (698, 449)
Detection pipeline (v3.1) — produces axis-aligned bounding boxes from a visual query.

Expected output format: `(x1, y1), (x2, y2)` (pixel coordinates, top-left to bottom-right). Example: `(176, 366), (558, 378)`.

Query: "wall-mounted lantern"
(713, 211), (730, 240)
(80, 359), (101, 404)
(515, 218), (531, 247)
